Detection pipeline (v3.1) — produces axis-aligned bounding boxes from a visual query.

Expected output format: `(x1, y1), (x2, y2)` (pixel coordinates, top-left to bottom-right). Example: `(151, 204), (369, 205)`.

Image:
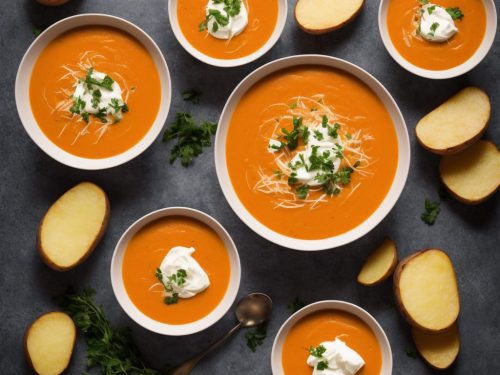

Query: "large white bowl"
(378, 0), (497, 79)
(167, 0), (287, 67)
(110, 207), (241, 336)
(271, 300), (393, 375)
(214, 55), (410, 251)
(15, 14), (171, 170)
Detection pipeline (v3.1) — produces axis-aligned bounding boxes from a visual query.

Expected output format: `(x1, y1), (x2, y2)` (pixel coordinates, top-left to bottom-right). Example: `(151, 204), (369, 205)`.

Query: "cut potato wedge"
(37, 182), (109, 271)
(25, 312), (76, 375)
(357, 238), (397, 286)
(440, 140), (500, 205)
(394, 249), (460, 332)
(416, 87), (490, 155)
(295, 0), (365, 34)
(412, 324), (460, 370)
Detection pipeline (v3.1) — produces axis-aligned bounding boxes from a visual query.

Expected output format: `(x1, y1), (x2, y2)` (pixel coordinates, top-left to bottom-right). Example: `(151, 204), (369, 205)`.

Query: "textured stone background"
(0, 0), (499, 374)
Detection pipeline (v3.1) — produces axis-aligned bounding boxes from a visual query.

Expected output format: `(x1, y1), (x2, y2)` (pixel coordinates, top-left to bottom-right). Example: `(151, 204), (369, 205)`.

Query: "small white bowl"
(15, 14), (171, 170)
(271, 300), (393, 375)
(167, 0), (287, 67)
(378, 0), (497, 79)
(110, 207), (241, 336)
(215, 55), (410, 251)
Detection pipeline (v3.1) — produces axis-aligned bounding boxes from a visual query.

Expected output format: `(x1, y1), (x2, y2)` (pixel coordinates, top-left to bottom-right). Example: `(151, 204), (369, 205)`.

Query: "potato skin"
(411, 325), (460, 370)
(24, 311), (76, 375)
(393, 249), (460, 333)
(357, 237), (398, 286)
(294, 0), (365, 35)
(36, 182), (110, 271)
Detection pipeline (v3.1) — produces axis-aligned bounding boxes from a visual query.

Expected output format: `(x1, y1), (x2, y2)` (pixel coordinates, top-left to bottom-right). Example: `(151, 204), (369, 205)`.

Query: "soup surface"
(30, 26), (161, 159)
(226, 66), (398, 240)
(177, 0), (279, 59)
(122, 216), (231, 325)
(387, 0), (486, 71)
(282, 310), (382, 375)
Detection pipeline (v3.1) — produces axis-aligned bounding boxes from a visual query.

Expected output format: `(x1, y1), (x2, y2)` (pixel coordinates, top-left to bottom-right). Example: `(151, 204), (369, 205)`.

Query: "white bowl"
(378, 0), (497, 79)
(167, 0), (287, 67)
(271, 300), (393, 375)
(110, 207), (241, 336)
(15, 14), (171, 170)
(214, 55), (410, 251)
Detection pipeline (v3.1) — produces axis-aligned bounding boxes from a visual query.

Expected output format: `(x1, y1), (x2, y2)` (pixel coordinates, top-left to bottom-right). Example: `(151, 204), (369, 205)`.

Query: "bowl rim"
(214, 54), (411, 251)
(110, 207), (241, 336)
(378, 0), (498, 79)
(167, 0), (288, 67)
(15, 13), (172, 170)
(270, 300), (393, 375)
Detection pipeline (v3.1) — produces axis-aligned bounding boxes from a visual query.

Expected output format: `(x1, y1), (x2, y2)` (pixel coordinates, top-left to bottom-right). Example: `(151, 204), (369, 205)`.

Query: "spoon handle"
(169, 322), (243, 375)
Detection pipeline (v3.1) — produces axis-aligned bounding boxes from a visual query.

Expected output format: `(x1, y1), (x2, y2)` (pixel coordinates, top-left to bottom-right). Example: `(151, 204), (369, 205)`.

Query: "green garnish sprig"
(155, 268), (188, 305)
(199, 0), (242, 33)
(309, 345), (329, 371)
(245, 323), (267, 352)
(421, 198), (440, 225)
(446, 7), (464, 20)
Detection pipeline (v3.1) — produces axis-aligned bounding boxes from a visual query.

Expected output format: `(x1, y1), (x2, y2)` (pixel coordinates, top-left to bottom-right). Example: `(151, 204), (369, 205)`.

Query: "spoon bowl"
(236, 293), (273, 327)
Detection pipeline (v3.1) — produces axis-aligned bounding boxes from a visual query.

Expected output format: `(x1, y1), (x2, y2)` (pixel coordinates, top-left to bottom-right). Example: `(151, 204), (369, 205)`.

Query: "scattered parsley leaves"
(182, 89), (201, 104)
(428, 22), (440, 37)
(421, 198), (440, 225)
(245, 323), (267, 352)
(446, 7), (464, 20)
(155, 268), (188, 305)
(287, 297), (306, 314)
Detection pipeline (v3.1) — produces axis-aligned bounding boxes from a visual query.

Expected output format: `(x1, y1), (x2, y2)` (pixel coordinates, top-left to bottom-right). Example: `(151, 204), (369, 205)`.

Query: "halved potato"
(394, 249), (460, 332)
(25, 312), (76, 375)
(37, 182), (109, 271)
(295, 0), (365, 34)
(440, 140), (500, 205)
(412, 324), (460, 370)
(357, 238), (397, 286)
(416, 87), (490, 155)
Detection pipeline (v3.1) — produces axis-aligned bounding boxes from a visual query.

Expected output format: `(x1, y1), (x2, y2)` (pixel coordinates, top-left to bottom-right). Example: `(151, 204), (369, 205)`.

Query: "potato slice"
(25, 312), (76, 375)
(394, 249), (460, 332)
(37, 182), (109, 271)
(412, 324), (460, 370)
(357, 238), (397, 286)
(416, 87), (490, 154)
(295, 0), (365, 34)
(440, 140), (500, 205)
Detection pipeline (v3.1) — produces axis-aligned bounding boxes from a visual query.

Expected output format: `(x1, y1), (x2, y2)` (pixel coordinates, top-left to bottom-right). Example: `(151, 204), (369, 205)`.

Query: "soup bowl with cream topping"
(111, 207), (241, 336)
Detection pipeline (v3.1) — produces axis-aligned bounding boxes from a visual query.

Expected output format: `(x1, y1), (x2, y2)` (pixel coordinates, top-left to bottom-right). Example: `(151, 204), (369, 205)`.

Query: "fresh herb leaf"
(427, 5), (436, 14)
(296, 185), (310, 199)
(59, 288), (158, 375)
(182, 89), (201, 104)
(418, 0), (429, 4)
(327, 123), (341, 138)
(84, 68), (114, 91)
(421, 198), (440, 225)
(245, 323), (267, 352)
(163, 112), (217, 167)
(446, 7), (464, 20)
(91, 90), (102, 109)
(33, 27), (44, 37)
(287, 298), (306, 313)
(405, 347), (418, 359)
(69, 97), (86, 115)
(428, 22), (440, 37)
(316, 361), (329, 371)
(314, 130), (324, 141)
(288, 171), (298, 185)
(309, 345), (327, 358)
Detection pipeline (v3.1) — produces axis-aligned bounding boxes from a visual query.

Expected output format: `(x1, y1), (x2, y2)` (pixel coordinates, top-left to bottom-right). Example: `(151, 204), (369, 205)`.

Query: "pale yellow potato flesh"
(295, 0), (364, 34)
(416, 87), (490, 154)
(440, 140), (500, 205)
(25, 312), (76, 375)
(357, 238), (397, 286)
(38, 182), (109, 270)
(396, 249), (459, 332)
(412, 324), (460, 370)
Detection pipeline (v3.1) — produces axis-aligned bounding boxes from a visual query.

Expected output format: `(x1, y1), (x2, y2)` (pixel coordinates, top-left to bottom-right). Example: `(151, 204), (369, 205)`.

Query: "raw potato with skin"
(412, 324), (460, 370)
(25, 312), (76, 375)
(37, 182), (109, 271)
(295, 0), (365, 34)
(416, 87), (491, 155)
(394, 249), (460, 333)
(357, 238), (397, 286)
(440, 140), (500, 205)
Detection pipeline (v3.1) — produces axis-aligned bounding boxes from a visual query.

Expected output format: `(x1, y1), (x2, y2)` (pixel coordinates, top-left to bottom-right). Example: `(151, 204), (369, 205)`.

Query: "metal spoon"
(170, 293), (273, 375)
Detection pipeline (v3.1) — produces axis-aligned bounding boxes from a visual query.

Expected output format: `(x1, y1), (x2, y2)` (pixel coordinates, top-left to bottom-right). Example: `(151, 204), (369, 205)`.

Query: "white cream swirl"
(419, 4), (458, 43)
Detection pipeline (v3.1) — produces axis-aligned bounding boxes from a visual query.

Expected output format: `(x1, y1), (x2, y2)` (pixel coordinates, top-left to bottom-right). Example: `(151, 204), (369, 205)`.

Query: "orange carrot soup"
(177, 0), (279, 59)
(226, 66), (398, 240)
(30, 26), (161, 159)
(282, 310), (382, 375)
(387, 0), (486, 71)
(122, 216), (231, 325)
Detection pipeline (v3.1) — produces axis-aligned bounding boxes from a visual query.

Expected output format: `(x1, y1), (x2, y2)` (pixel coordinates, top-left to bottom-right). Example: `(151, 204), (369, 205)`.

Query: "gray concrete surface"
(0, 0), (499, 374)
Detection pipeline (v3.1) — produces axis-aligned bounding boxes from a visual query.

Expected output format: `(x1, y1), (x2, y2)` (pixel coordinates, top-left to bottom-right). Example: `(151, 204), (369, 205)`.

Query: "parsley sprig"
(446, 7), (464, 20)
(421, 198), (440, 225)
(155, 268), (188, 305)
(245, 323), (267, 352)
(287, 297), (306, 314)
(199, 0), (242, 32)
(309, 345), (329, 371)
(84, 67), (114, 91)
(162, 112), (217, 167)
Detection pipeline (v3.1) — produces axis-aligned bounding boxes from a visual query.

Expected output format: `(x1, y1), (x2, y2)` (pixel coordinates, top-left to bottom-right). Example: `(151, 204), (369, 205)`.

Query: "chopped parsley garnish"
(199, 0), (242, 32)
(314, 130), (324, 141)
(94, 108), (108, 123)
(309, 344), (327, 358)
(288, 171), (298, 185)
(428, 22), (440, 37)
(316, 361), (329, 371)
(274, 170), (283, 179)
(327, 123), (341, 138)
(296, 185), (310, 199)
(446, 7), (464, 20)
(289, 103), (298, 109)
(91, 89), (102, 109)
(182, 89), (201, 104)
(421, 198), (440, 225)
(245, 323), (267, 352)
(427, 5), (436, 14)
(84, 67), (114, 91)
(287, 297), (306, 313)
(155, 268), (188, 305)
(69, 97), (86, 115)
(162, 112), (217, 167)
(418, 0), (429, 4)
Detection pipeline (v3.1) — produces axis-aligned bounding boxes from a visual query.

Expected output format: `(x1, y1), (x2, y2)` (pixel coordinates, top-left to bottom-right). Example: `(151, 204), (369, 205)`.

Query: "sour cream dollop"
(307, 338), (365, 375)
(159, 246), (210, 298)
(205, 0), (248, 40)
(73, 70), (125, 119)
(419, 4), (458, 43)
